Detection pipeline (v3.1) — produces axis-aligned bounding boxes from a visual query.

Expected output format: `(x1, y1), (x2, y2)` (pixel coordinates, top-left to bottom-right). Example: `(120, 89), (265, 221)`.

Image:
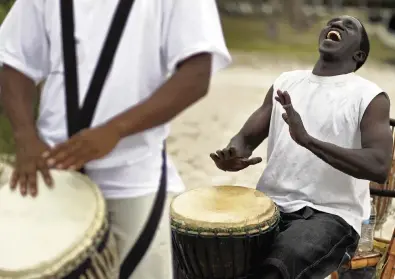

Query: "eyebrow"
(327, 17), (340, 24)
(327, 17), (360, 28)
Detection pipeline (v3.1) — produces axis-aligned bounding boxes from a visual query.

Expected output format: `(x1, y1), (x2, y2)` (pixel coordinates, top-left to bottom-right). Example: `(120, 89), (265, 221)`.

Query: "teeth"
(327, 30), (341, 41)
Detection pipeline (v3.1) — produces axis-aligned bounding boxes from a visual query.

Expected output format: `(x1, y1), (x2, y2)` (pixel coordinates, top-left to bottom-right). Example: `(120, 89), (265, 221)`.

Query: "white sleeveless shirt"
(257, 70), (384, 235)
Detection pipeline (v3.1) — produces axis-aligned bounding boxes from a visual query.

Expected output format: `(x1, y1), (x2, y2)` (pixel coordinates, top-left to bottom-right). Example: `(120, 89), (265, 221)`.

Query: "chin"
(319, 49), (336, 61)
(319, 45), (341, 61)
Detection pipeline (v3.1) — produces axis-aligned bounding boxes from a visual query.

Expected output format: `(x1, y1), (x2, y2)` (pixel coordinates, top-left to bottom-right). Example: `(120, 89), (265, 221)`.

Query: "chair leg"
(330, 271), (339, 279)
(381, 228), (395, 279)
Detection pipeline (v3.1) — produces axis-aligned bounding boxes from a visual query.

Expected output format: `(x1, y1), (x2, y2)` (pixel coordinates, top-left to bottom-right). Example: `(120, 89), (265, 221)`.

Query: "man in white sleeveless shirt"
(211, 16), (392, 279)
(0, 0), (231, 278)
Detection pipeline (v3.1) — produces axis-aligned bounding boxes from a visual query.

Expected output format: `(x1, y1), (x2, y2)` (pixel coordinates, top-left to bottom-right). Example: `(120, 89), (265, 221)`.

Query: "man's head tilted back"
(318, 15), (370, 71)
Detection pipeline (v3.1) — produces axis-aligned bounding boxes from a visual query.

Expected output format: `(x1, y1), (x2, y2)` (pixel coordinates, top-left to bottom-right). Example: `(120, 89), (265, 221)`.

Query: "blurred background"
(0, 0), (394, 239)
(0, 1), (394, 278)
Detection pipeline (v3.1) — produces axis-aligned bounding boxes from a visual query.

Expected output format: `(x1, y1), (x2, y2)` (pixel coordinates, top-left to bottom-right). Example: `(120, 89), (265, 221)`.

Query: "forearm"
(227, 133), (255, 158)
(0, 65), (39, 144)
(305, 136), (390, 183)
(227, 92), (273, 157)
(108, 54), (211, 138)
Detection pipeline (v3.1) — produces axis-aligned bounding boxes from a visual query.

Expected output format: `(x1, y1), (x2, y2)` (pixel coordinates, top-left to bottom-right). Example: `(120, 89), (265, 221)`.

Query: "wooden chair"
(330, 119), (395, 279)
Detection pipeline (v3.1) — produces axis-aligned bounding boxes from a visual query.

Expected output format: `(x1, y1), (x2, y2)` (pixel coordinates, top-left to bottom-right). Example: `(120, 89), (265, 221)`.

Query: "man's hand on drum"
(275, 90), (311, 147)
(11, 136), (53, 197)
(210, 147), (262, 172)
(42, 123), (121, 171)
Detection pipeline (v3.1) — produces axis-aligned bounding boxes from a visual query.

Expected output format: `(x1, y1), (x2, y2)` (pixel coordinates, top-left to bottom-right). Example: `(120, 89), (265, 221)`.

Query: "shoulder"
(348, 74), (390, 122)
(163, 0), (218, 14)
(350, 74), (384, 96)
(273, 70), (311, 88)
(10, 0), (44, 11)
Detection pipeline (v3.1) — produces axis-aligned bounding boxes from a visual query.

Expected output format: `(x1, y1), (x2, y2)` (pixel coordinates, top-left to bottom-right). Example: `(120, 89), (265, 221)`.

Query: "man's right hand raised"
(210, 147), (262, 172)
(11, 136), (53, 197)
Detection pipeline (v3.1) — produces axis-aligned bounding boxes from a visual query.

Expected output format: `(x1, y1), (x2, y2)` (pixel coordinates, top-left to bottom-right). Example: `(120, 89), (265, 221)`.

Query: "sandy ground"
(167, 53), (395, 241)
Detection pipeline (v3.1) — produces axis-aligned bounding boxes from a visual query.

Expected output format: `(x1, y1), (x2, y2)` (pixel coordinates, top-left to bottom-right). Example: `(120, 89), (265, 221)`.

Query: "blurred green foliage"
(0, 1), (14, 155)
(221, 15), (395, 63)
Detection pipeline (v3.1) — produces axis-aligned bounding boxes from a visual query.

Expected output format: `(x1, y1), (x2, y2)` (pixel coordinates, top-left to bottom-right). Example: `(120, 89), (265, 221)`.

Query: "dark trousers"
(258, 207), (360, 279)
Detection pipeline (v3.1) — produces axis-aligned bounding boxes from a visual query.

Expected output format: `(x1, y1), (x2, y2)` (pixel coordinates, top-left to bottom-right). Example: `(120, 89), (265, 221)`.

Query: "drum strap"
(60, 1), (167, 278)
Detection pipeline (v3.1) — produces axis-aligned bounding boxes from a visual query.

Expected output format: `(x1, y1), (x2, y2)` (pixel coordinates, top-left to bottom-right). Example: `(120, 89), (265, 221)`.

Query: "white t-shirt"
(257, 70), (384, 235)
(0, 0), (232, 198)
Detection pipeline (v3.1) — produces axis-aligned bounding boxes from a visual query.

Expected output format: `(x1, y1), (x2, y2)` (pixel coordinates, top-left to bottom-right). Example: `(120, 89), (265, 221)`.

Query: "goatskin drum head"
(0, 162), (106, 278)
(170, 186), (278, 233)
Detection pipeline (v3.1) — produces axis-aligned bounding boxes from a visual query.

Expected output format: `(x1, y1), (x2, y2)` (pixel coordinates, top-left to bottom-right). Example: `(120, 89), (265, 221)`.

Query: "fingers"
(26, 171), (38, 197)
(282, 113), (289, 124)
(228, 147), (237, 158)
(216, 149), (225, 160)
(43, 141), (76, 167)
(276, 90), (294, 113)
(282, 91), (292, 105)
(216, 147), (237, 160)
(247, 157), (262, 165)
(18, 173), (27, 196)
(276, 90), (285, 105)
(13, 169), (36, 197)
(37, 160), (53, 187)
(210, 153), (220, 163)
(10, 171), (18, 190)
(44, 139), (88, 170)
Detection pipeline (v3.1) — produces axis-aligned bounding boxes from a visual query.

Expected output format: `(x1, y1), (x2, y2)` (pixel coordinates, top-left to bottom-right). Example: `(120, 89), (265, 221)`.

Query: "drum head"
(170, 186), (278, 234)
(0, 162), (106, 278)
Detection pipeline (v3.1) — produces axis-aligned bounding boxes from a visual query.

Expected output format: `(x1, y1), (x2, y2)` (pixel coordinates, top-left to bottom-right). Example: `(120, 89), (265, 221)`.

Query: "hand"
(43, 123), (121, 171)
(210, 147), (262, 172)
(11, 137), (53, 197)
(275, 90), (310, 146)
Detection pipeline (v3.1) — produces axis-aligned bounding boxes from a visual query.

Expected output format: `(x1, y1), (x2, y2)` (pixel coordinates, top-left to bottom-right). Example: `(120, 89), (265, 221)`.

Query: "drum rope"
(172, 205), (281, 279)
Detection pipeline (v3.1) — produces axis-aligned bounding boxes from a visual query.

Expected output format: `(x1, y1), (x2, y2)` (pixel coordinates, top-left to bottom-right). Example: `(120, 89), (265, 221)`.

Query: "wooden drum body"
(171, 186), (280, 279)
(0, 162), (119, 279)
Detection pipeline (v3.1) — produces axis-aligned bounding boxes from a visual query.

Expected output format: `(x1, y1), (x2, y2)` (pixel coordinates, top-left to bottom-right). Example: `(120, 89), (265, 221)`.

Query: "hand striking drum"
(0, 162), (119, 279)
(171, 186), (280, 279)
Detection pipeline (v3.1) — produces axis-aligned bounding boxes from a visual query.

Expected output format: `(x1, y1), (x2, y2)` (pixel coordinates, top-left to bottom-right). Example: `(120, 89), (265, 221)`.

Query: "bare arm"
(0, 65), (40, 144)
(108, 53), (211, 138)
(227, 85), (273, 157)
(305, 93), (392, 184)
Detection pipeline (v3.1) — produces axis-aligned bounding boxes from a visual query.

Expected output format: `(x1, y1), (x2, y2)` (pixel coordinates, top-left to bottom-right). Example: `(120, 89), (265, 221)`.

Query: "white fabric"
(0, 0), (231, 197)
(257, 70), (384, 235)
(106, 193), (176, 279)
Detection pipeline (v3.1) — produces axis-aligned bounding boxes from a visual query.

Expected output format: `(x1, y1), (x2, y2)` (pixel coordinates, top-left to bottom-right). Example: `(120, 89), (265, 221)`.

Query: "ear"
(353, 50), (366, 64)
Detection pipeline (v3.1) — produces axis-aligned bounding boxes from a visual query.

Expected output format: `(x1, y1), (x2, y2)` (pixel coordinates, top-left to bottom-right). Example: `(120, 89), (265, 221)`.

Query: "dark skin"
(211, 16), (392, 188)
(0, 66), (53, 197)
(1, 53), (212, 197)
(210, 86), (273, 171)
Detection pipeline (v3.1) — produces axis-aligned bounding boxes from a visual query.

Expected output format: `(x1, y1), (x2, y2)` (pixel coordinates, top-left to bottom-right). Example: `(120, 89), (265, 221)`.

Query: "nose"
(330, 21), (345, 31)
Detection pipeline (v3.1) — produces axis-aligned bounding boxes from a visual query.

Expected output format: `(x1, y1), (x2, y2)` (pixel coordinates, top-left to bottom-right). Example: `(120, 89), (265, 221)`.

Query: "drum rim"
(0, 168), (108, 279)
(171, 206), (280, 236)
(170, 186), (279, 235)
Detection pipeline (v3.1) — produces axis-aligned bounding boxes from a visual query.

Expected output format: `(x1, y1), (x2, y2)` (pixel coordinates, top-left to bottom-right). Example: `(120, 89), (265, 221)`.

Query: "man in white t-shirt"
(211, 16), (392, 279)
(0, 0), (231, 278)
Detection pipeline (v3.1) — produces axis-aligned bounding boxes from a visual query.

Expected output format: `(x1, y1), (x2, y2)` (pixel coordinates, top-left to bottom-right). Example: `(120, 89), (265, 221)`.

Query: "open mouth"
(326, 30), (342, 42)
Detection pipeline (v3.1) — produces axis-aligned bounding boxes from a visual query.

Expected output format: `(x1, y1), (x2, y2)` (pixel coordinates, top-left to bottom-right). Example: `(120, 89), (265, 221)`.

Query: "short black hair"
(355, 20), (370, 71)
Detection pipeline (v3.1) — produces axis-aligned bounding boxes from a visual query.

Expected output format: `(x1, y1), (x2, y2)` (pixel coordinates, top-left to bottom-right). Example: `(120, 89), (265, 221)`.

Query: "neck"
(312, 56), (355, 76)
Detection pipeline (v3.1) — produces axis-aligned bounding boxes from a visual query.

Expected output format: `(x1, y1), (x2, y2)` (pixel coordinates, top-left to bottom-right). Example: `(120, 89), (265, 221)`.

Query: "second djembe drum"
(171, 185), (280, 279)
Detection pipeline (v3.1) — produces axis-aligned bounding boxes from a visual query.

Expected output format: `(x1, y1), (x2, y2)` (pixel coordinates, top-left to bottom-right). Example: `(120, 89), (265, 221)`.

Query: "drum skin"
(0, 162), (119, 279)
(170, 186), (280, 279)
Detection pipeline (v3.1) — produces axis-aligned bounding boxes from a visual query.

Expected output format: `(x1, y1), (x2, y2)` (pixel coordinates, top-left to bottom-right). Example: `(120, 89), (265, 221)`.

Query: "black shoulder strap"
(60, 1), (168, 278)
(60, 0), (80, 138)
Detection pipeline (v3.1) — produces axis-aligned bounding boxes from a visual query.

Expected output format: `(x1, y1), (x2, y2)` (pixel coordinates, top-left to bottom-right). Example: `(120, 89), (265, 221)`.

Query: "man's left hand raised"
(42, 123), (121, 171)
(275, 89), (311, 147)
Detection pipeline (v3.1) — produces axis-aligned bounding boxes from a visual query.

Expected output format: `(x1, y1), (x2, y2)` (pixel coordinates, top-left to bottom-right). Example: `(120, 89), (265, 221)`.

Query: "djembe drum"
(171, 186), (280, 279)
(0, 162), (119, 279)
